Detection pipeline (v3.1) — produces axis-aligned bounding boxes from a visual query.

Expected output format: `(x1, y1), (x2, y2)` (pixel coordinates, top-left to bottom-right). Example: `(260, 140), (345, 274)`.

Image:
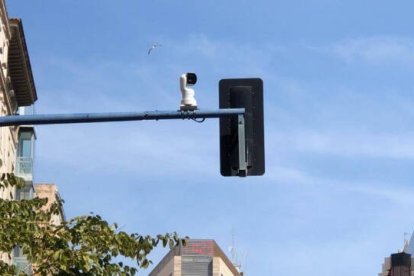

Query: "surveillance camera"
(185, 73), (197, 85)
(180, 73), (198, 111)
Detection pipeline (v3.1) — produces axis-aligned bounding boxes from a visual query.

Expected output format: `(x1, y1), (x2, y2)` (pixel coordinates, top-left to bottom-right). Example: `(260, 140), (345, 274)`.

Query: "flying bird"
(148, 43), (162, 55)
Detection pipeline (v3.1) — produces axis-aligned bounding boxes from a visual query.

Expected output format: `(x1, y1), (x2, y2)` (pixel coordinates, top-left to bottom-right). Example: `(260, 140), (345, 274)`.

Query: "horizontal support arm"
(0, 108), (245, 127)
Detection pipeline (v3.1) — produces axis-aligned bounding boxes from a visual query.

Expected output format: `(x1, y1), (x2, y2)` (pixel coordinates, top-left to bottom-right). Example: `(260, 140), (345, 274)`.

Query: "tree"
(0, 173), (185, 275)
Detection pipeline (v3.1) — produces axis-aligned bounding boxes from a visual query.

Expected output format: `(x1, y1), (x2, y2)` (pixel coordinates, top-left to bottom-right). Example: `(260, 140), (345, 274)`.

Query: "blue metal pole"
(0, 108), (245, 127)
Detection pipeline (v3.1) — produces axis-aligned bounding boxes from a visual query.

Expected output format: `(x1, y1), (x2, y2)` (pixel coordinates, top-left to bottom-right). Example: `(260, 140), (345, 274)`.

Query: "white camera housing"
(180, 73), (198, 111)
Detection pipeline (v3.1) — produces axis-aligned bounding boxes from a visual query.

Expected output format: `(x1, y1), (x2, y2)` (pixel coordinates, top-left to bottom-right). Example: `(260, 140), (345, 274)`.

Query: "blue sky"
(7, 0), (414, 275)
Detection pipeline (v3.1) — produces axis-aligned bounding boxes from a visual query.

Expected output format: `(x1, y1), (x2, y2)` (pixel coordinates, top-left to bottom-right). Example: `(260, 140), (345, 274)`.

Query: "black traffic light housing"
(219, 78), (265, 176)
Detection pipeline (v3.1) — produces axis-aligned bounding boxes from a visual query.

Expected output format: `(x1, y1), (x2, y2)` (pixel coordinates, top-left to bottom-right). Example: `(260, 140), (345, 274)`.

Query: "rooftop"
(8, 18), (37, 106)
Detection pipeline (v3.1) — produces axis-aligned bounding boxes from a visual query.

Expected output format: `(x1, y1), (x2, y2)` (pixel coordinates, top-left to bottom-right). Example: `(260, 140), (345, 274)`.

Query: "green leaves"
(0, 174), (187, 276)
(0, 173), (26, 192)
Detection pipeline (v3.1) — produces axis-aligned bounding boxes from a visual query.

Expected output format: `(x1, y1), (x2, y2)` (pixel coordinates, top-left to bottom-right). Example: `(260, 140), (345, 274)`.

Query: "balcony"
(13, 256), (32, 275)
(15, 156), (33, 181)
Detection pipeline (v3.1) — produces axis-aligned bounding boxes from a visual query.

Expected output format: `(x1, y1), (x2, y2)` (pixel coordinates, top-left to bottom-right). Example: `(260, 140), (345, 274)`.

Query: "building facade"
(34, 183), (66, 226)
(378, 231), (414, 276)
(0, 0), (38, 273)
(0, 4), (37, 200)
(11, 120), (36, 274)
(149, 239), (242, 276)
(379, 252), (413, 276)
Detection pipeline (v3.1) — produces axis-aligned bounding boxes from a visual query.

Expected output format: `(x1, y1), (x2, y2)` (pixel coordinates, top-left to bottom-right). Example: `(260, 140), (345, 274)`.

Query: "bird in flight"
(148, 43), (162, 55)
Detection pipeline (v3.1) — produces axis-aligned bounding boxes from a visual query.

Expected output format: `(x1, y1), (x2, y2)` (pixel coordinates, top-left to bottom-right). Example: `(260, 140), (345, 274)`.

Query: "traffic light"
(219, 78), (265, 177)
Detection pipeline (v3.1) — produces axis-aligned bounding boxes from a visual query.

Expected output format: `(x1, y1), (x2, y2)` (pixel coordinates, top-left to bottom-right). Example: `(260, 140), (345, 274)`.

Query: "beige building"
(378, 252), (413, 276)
(0, 3), (37, 200)
(0, 3), (37, 201)
(0, 0), (37, 272)
(378, 233), (414, 276)
(34, 183), (66, 225)
(149, 239), (242, 276)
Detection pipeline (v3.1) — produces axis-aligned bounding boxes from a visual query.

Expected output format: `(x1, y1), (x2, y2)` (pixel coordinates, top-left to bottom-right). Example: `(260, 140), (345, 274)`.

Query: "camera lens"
(186, 73), (197, 85)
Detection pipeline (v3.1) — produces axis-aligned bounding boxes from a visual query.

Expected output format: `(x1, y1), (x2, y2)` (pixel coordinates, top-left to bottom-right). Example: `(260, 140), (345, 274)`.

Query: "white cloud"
(348, 184), (414, 206)
(36, 33), (286, 116)
(270, 129), (414, 159)
(266, 162), (414, 207)
(330, 36), (414, 66)
(34, 115), (220, 186)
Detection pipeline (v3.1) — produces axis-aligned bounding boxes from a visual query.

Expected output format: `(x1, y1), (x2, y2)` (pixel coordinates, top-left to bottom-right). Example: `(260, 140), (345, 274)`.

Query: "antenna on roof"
(228, 228), (247, 275)
(403, 232), (411, 252)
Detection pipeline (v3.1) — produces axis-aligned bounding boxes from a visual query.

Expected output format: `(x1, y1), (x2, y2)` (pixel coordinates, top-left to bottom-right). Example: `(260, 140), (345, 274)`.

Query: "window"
(18, 131), (33, 158)
(20, 139), (31, 157)
(16, 186), (32, 200)
(13, 246), (23, 257)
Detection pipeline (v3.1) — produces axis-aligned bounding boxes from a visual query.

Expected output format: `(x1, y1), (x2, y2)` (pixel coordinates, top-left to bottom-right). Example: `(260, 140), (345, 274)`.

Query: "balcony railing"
(13, 256), (32, 275)
(15, 157), (33, 180)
